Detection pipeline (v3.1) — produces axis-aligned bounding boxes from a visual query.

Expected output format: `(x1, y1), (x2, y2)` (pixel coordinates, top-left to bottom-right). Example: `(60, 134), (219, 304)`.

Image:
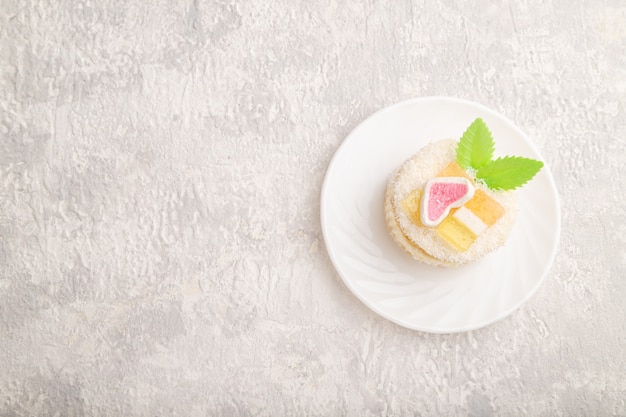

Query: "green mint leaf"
(476, 156), (544, 190)
(456, 118), (495, 170)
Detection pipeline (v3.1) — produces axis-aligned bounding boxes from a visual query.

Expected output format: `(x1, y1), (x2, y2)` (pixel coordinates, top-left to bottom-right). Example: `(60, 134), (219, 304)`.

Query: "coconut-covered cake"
(385, 118), (543, 267)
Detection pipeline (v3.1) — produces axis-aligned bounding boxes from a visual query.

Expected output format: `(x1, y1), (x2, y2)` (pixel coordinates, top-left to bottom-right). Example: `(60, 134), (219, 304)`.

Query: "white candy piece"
(452, 206), (488, 235)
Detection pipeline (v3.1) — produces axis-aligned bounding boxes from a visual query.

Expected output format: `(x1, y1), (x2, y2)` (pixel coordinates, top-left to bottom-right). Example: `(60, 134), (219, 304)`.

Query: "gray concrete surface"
(1, 0), (625, 415)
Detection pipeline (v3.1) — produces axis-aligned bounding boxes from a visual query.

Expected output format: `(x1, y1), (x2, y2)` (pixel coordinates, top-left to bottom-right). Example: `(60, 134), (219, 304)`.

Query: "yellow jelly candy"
(400, 189), (423, 226)
(437, 161), (473, 181)
(464, 189), (504, 226)
(436, 215), (477, 252)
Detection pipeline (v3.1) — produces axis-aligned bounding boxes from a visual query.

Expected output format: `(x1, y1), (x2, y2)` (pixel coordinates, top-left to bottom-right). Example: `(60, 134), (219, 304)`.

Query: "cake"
(385, 118), (543, 267)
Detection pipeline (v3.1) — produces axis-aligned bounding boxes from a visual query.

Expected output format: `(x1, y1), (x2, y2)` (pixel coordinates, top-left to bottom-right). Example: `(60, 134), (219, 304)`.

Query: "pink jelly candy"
(420, 177), (475, 227)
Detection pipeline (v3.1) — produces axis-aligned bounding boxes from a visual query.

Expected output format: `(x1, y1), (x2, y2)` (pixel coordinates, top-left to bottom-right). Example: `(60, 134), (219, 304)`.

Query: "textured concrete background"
(1, 0), (625, 415)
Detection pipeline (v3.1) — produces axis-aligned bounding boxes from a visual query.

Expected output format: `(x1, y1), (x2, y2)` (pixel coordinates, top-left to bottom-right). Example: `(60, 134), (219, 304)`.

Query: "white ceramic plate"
(320, 97), (560, 333)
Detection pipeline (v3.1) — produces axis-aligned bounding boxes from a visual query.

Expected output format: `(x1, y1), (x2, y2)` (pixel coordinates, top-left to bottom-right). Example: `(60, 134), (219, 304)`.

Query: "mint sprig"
(456, 118), (494, 170)
(476, 156), (544, 190)
(455, 118), (543, 191)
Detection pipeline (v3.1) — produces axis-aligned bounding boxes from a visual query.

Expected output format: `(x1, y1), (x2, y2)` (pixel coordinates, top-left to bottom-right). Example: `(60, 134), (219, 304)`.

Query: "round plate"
(320, 97), (560, 333)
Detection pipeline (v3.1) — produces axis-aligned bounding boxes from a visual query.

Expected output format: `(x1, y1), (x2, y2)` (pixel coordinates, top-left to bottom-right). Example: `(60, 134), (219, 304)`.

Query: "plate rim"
(320, 96), (561, 333)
